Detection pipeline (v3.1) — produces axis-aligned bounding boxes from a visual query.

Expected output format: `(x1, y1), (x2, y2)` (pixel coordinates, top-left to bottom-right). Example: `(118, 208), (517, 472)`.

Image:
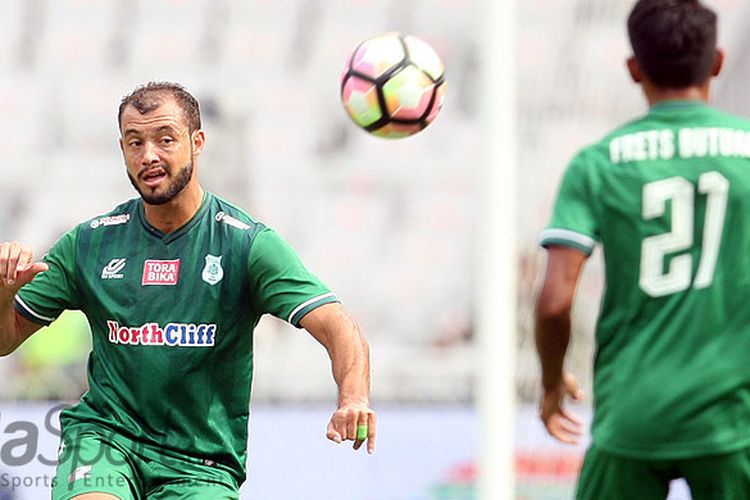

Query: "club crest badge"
(202, 254), (224, 286)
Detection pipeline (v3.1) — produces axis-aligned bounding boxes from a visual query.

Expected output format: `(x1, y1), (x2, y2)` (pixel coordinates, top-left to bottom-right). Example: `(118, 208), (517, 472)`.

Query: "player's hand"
(326, 403), (377, 454)
(0, 242), (48, 296)
(540, 372), (583, 444)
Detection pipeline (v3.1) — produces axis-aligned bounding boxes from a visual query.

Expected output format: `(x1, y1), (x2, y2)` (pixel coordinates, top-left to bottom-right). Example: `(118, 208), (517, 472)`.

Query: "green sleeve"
(248, 228), (339, 327)
(15, 227), (81, 325)
(539, 150), (600, 255)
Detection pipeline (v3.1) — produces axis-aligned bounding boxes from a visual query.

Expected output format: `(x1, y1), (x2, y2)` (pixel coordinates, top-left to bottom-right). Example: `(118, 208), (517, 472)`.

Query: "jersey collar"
(649, 99), (708, 111)
(138, 191), (212, 243)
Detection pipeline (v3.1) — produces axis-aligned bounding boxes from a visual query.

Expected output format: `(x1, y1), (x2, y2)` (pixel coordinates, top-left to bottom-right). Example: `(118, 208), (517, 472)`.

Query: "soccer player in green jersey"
(0, 82), (377, 500)
(536, 0), (750, 498)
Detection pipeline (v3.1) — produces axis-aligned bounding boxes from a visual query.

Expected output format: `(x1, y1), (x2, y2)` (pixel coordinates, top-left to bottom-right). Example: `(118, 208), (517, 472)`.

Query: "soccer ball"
(340, 32), (446, 139)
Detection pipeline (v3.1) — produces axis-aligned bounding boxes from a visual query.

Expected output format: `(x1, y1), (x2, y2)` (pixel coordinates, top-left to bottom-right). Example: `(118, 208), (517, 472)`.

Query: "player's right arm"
(0, 242), (49, 356)
(536, 147), (600, 443)
(535, 245), (587, 444)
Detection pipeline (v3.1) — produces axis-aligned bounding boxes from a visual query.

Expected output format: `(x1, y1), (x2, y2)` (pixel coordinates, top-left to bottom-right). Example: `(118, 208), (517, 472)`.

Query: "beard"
(128, 161), (194, 206)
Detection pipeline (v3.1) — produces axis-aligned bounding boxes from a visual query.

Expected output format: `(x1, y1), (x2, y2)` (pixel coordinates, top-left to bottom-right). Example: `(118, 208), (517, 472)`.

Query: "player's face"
(119, 99), (204, 205)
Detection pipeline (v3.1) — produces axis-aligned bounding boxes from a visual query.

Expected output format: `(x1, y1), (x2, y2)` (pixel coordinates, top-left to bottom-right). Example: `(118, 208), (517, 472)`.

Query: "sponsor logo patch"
(142, 259), (180, 286)
(202, 254), (224, 286)
(90, 214), (130, 229)
(107, 320), (217, 347)
(101, 258), (127, 279)
(215, 211), (251, 230)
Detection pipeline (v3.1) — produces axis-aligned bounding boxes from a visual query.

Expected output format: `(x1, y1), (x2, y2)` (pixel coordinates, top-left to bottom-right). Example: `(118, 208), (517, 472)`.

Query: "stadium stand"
(0, 0), (747, 408)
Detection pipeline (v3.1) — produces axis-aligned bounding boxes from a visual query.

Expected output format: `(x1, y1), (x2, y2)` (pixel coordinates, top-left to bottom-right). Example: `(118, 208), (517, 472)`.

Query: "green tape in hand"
(356, 425), (368, 440)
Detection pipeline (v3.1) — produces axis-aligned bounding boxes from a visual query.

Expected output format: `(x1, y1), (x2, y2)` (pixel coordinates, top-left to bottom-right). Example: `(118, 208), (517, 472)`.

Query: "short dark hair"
(118, 81), (202, 132)
(628, 0), (718, 88)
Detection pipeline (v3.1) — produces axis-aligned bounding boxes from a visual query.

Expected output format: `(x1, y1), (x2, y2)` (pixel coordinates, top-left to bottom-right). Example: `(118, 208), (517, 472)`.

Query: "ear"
(626, 56), (642, 83)
(119, 138), (124, 153)
(191, 130), (206, 157)
(712, 48), (725, 77)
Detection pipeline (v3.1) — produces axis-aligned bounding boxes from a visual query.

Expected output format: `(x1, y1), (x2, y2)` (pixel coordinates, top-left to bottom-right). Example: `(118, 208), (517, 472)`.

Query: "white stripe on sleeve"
(287, 292), (338, 323)
(14, 296), (56, 323)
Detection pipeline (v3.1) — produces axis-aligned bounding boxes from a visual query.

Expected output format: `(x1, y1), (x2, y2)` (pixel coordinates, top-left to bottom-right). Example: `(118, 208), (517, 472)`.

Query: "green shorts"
(577, 443), (750, 500)
(51, 427), (239, 500)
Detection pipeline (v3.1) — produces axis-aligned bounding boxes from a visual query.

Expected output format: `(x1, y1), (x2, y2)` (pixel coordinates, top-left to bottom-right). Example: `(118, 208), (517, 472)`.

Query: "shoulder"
(204, 195), (301, 267)
(566, 115), (650, 173)
(207, 192), (267, 238)
(592, 115), (649, 156)
(78, 198), (139, 234)
(39, 200), (136, 260)
(705, 107), (750, 129)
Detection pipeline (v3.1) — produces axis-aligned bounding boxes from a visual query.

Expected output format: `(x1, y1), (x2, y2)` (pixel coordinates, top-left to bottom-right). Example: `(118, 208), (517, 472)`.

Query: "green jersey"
(541, 101), (750, 459)
(15, 191), (338, 482)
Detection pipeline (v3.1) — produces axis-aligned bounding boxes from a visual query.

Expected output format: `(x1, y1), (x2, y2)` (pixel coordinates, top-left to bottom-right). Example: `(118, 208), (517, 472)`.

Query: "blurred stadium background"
(0, 0), (748, 498)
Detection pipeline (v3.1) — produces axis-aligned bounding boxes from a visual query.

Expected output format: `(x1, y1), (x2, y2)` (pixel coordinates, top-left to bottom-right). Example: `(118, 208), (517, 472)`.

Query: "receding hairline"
(118, 82), (202, 133)
(119, 99), (192, 134)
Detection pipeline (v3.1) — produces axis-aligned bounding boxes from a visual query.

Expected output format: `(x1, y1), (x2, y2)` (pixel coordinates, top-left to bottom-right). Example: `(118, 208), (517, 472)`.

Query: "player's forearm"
(318, 309), (371, 407)
(535, 308), (572, 392)
(0, 292), (21, 356)
(301, 303), (372, 406)
(330, 326), (371, 407)
(316, 306), (376, 452)
(534, 248), (585, 392)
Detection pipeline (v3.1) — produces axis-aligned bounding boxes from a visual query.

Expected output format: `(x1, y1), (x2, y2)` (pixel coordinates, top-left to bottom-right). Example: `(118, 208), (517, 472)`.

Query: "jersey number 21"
(639, 171), (729, 297)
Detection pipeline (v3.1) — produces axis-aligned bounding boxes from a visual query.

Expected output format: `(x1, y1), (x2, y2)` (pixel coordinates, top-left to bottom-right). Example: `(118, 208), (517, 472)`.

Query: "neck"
(143, 183), (205, 234)
(643, 82), (710, 107)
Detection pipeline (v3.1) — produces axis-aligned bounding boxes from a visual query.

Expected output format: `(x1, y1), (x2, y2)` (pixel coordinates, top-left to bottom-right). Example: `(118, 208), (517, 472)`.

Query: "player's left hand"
(326, 403), (377, 454)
